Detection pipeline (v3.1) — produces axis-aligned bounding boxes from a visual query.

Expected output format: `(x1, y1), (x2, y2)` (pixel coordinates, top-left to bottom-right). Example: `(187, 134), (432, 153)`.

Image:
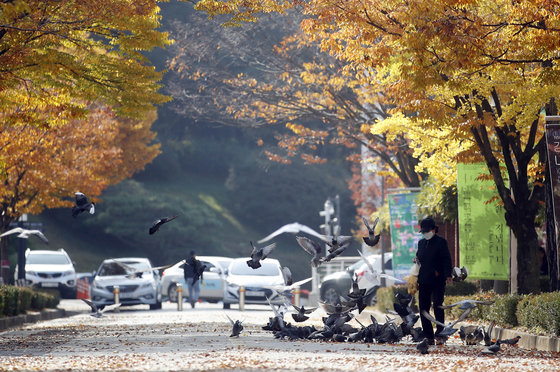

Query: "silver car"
(90, 257), (162, 310)
(161, 256), (232, 303)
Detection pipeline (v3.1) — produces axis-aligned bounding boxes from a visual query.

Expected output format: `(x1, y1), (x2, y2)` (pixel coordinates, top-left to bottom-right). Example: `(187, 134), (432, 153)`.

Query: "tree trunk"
(508, 214), (541, 294)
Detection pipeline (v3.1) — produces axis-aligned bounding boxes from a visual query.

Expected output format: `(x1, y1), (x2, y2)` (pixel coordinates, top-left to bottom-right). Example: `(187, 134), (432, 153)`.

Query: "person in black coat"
(414, 217), (452, 344)
(182, 250), (203, 308)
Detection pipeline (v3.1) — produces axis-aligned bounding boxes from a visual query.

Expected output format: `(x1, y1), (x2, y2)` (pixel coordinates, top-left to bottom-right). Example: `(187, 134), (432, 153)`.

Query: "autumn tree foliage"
(0, 104), (160, 280)
(194, 0), (560, 293)
(0, 0), (171, 127)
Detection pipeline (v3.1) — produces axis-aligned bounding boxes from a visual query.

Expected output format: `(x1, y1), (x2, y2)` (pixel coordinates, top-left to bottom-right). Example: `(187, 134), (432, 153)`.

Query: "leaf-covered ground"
(0, 301), (558, 371)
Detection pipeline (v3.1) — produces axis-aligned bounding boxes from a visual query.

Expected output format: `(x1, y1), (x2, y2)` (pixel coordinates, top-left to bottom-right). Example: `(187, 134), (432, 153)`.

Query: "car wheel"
(321, 286), (340, 305)
(223, 303), (231, 309)
(168, 283), (178, 303)
(150, 300), (162, 310)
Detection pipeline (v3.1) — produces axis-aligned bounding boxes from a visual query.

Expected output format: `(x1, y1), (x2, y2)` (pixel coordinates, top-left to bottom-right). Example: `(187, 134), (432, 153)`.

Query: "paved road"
(0, 300), (558, 371)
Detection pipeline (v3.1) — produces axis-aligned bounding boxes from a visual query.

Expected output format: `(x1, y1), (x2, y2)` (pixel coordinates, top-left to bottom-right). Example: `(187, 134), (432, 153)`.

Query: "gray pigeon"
(319, 233), (353, 254)
(226, 314), (244, 337)
(416, 337), (430, 354)
(247, 241), (276, 269)
(361, 216), (380, 247)
(481, 341), (501, 355)
(72, 192), (95, 218)
(292, 304), (317, 323)
(296, 236), (323, 267)
(81, 298), (121, 317)
(439, 299), (494, 311)
(149, 215), (178, 235)
(421, 307), (473, 337)
(0, 227), (49, 244)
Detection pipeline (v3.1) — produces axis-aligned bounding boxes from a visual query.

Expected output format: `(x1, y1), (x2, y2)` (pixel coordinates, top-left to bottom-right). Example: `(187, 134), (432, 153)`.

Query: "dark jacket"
(182, 256), (202, 280)
(416, 234), (452, 286)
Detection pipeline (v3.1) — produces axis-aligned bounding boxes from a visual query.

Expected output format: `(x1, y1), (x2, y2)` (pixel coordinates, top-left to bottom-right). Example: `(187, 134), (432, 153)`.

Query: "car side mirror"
(92, 270), (97, 277)
(209, 267), (220, 273)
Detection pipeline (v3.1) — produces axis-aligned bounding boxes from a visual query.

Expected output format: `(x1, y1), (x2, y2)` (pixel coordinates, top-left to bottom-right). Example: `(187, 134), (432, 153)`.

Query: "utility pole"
(310, 198), (336, 304)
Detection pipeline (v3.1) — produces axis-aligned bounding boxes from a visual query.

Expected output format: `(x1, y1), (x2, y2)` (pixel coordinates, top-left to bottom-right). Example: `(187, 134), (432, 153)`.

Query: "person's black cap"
(419, 217), (437, 233)
(189, 250), (196, 256)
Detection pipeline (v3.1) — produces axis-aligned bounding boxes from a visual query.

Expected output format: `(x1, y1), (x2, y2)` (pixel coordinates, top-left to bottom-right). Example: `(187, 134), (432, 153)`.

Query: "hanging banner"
(388, 192), (421, 279)
(457, 163), (509, 280)
(545, 121), (560, 280)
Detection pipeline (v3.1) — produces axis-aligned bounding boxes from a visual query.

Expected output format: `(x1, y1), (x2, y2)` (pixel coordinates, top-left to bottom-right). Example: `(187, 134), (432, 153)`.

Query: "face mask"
(422, 231), (434, 240)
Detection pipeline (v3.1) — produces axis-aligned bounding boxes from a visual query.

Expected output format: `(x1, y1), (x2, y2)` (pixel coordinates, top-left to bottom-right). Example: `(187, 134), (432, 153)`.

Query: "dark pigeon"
(72, 192), (95, 218)
(149, 215), (178, 235)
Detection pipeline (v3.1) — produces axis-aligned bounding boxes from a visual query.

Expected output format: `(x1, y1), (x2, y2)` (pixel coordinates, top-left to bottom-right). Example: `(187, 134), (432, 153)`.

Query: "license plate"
(245, 290), (264, 296)
(118, 292), (134, 299)
(41, 282), (58, 287)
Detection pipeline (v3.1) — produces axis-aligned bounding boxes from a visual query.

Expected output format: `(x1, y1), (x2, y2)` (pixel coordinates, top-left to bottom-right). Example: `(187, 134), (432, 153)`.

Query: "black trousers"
(418, 280), (446, 339)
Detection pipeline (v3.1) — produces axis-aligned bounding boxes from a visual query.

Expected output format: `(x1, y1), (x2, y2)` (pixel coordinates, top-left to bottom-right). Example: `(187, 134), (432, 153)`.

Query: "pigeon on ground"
(258, 222), (324, 243)
(246, 241), (276, 269)
(465, 327), (484, 345)
(459, 324), (479, 343)
(348, 274), (366, 299)
(452, 266), (469, 282)
(439, 299), (495, 311)
(72, 192), (95, 218)
(481, 341), (501, 355)
(483, 320), (496, 346)
(226, 314), (244, 337)
(500, 335), (521, 346)
(361, 216), (381, 247)
(416, 337), (430, 354)
(149, 215), (178, 235)
(356, 250), (405, 284)
(295, 236), (323, 267)
(0, 227), (49, 244)
(291, 304), (317, 323)
(81, 298), (121, 318)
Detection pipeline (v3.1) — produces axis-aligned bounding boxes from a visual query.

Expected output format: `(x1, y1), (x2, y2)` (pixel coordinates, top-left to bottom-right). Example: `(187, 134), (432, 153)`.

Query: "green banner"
(457, 163), (509, 280)
(388, 192), (421, 279)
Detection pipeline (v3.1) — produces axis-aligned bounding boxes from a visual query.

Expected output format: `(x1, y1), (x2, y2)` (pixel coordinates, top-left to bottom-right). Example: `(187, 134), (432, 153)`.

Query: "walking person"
(414, 217), (453, 345)
(182, 250), (203, 308)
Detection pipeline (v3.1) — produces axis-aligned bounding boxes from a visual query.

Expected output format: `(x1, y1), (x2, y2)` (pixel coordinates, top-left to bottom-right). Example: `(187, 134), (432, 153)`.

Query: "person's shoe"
(190, 302), (195, 308)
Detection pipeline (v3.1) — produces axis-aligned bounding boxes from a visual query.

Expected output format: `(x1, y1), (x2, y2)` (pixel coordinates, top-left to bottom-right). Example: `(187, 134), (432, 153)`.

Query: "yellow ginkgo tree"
(194, 0), (560, 293)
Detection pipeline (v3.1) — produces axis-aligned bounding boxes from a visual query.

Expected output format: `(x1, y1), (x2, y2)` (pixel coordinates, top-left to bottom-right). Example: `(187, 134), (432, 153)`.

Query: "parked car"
(161, 256), (233, 303)
(90, 257), (162, 310)
(14, 248), (77, 298)
(319, 252), (395, 306)
(223, 257), (286, 309)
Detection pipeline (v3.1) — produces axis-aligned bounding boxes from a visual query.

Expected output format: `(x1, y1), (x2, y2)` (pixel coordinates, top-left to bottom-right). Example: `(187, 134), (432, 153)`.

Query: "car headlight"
(26, 271), (37, 276)
(93, 281), (105, 290)
(226, 281), (239, 288)
(141, 282), (153, 289)
(63, 270), (74, 276)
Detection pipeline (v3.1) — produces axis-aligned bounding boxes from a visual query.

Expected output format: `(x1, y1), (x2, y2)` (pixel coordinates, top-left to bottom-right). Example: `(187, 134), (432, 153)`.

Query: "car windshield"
(229, 260), (280, 276)
(27, 253), (70, 265)
(97, 260), (150, 276)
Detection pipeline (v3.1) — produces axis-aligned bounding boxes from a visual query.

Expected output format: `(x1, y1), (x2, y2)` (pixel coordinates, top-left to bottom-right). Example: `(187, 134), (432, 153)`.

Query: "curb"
(492, 326), (560, 352)
(0, 308), (69, 331)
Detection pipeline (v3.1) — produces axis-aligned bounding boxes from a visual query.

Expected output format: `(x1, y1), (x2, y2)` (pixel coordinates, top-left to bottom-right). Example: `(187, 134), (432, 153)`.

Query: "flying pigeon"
(421, 307), (473, 337)
(0, 227), (49, 244)
(72, 192), (95, 218)
(258, 222), (324, 243)
(125, 263), (173, 279)
(295, 236), (323, 267)
(319, 233), (353, 254)
(149, 215), (179, 235)
(263, 276), (313, 300)
(246, 241), (276, 269)
(356, 250), (405, 284)
(439, 299), (495, 311)
(81, 298), (121, 317)
(361, 216), (381, 247)
(291, 304), (317, 322)
(416, 337), (430, 354)
(226, 314), (244, 337)
(452, 266), (469, 282)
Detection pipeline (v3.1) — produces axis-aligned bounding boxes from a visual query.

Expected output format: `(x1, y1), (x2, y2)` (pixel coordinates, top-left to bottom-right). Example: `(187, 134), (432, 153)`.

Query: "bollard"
(238, 286), (245, 311)
(293, 285), (301, 307)
(176, 282), (183, 311)
(113, 285), (120, 312)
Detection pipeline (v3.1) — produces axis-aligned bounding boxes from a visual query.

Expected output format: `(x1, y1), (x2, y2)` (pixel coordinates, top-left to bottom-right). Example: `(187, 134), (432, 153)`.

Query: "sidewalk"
(0, 308), (70, 331)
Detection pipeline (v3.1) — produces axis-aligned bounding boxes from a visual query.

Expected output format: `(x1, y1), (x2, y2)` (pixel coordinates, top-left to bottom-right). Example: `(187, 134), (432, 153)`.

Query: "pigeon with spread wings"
(72, 192), (95, 218)
(421, 307), (473, 337)
(226, 314), (244, 337)
(81, 298), (121, 318)
(295, 236), (323, 267)
(258, 222), (324, 243)
(0, 227), (49, 244)
(361, 216), (381, 247)
(149, 215), (179, 235)
(246, 241), (276, 269)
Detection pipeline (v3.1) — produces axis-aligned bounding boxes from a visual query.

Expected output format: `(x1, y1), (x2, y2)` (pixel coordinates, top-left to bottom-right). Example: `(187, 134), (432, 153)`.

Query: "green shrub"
(445, 280), (478, 296)
(376, 286), (395, 312)
(31, 291), (47, 310)
(0, 286), (19, 316)
(516, 292), (560, 336)
(17, 287), (34, 314)
(484, 294), (521, 327)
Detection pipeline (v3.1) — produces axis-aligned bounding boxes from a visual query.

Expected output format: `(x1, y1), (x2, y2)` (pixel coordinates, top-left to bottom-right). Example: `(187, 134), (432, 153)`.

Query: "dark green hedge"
(0, 285), (59, 317)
